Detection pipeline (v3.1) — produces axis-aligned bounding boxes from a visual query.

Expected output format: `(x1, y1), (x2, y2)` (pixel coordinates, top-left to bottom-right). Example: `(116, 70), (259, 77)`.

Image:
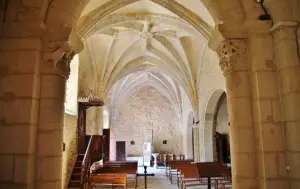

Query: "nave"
(1, 0), (299, 189)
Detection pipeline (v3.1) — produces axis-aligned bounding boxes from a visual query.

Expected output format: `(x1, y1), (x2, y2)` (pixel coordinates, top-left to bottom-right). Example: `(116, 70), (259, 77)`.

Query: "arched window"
(65, 55), (79, 115)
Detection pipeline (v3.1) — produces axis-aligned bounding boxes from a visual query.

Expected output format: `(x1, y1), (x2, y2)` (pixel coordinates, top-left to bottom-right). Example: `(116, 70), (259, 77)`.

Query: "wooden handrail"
(80, 135), (95, 189)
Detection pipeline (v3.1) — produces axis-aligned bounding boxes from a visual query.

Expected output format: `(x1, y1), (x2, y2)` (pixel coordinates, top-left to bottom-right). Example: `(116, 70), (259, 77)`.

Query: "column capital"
(42, 42), (76, 79)
(216, 39), (247, 72)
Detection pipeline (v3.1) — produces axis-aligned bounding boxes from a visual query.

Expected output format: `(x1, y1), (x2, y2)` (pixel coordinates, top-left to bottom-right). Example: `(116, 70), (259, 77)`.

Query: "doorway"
(215, 132), (230, 163)
(116, 141), (126, 161)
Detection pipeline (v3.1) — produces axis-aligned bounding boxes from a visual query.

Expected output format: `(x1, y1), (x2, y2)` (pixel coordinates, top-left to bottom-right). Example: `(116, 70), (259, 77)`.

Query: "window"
(65, 55), (79, 115)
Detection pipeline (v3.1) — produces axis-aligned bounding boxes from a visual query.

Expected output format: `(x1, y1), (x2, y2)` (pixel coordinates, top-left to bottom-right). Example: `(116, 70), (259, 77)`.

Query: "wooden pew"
(93, 161), (138, 188)
(165, 159), (193, 178)
(177, 162), (231, 189)
(197, 162), (231, 189)
(178, 164), (207, 189)
(166, 160), (193, 184)
(90, 174), (127, 189)
(156, 154), (185, 171)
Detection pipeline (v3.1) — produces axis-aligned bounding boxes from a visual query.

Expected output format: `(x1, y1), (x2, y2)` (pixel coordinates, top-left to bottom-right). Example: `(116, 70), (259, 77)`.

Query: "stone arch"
(84, 13), (202, 39)
(77, 0), (215, 39)
(203, 89), (226, 161)
(104, 58), (196, 111)
(108, 74), (181, 120)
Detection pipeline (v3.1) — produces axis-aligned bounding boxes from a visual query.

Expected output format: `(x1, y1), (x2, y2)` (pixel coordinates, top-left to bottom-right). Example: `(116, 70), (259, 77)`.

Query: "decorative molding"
(216, 39), (247, 72)
(78, 89), (104, 105)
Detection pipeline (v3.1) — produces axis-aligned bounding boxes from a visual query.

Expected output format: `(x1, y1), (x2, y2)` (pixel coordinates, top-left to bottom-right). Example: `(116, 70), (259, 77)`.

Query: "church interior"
(0, 0), (300, 189)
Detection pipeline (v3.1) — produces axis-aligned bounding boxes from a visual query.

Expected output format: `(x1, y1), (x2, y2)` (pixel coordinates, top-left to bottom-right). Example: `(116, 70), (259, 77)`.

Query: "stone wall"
(62, 114), (77, 189)
(111, 86), (183, 156)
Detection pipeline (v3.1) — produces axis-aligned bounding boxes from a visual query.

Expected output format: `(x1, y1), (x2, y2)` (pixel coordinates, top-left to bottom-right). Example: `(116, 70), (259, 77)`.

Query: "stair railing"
(80, 135), (95, 189)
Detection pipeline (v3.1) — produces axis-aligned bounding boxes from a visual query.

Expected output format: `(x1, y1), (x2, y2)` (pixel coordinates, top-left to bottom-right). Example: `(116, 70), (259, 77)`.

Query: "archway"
(214, 93), (230, 164)
(203, 89), (226, 161)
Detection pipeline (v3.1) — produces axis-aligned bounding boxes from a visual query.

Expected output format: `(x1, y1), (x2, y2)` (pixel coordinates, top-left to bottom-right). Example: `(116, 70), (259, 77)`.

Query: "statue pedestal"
(152, 153), (159, 169)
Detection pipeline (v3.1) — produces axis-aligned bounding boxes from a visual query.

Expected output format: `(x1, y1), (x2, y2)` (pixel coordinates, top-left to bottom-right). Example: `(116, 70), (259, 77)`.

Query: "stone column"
(204, 114), (215, 162)
(193, 126), (200, 162)
(36, 42), (74, 189)
(0, 37), (41, 189)
(271, 21), (300, 188)
(247, 21), (289, 188)
(217, 39), (257, 189)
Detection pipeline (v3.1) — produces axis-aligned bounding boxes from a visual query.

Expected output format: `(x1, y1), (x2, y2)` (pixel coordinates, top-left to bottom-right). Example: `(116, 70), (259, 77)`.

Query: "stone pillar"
(204, 114), (215, 162)
(247, 22), (289, 188)
(271, 21), (300, 188)
(217, 39), (257, 189)
(36, 42), (74, 189)
(0, 37), (41, 189)
(193, 126), (200, 162)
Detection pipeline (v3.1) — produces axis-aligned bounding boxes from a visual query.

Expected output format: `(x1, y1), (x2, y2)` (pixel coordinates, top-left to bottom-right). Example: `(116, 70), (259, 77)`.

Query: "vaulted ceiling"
(76, 0), (215, 117)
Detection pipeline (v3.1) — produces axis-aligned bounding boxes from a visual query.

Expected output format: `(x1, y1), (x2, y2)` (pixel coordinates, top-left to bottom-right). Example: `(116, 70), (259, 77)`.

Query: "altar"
(126, 156), (144, 166)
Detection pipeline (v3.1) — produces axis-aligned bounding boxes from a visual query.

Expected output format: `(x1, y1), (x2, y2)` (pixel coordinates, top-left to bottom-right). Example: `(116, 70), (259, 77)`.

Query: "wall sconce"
(131, 141), (135, 145)
(163, 140), (167, 144)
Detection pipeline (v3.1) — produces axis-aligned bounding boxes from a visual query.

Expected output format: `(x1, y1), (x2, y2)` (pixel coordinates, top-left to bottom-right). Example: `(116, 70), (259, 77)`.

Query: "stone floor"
(91, 166), (231, 189)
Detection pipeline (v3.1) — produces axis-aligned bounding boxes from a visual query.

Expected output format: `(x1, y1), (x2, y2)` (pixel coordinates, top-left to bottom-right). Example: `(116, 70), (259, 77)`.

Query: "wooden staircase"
(67, 135), (103, 189)
(68, 97), (105, 189)
(68, 154), (85, 188)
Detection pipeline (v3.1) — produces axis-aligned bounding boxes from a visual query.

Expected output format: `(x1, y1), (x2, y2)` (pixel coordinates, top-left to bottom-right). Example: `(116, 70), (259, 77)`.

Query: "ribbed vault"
(77, 0), (219, 116)
(106, 71), (183, 121)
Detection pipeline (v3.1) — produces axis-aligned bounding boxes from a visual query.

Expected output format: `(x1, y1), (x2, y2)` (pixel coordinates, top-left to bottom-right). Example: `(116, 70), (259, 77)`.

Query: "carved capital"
(43, 42), (76, 79)
(216, 39), (247, 72)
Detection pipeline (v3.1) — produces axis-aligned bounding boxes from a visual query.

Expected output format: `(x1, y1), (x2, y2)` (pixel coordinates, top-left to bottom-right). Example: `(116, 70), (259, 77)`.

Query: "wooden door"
(116, 141), (126, 161)
(103, 129), (111, 163)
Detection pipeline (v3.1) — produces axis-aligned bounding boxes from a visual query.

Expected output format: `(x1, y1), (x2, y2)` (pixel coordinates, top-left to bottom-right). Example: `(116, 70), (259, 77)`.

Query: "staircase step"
(71, 173), (81, 180)
(77, 154), (85, 160)
(68, 180), (81, 187)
